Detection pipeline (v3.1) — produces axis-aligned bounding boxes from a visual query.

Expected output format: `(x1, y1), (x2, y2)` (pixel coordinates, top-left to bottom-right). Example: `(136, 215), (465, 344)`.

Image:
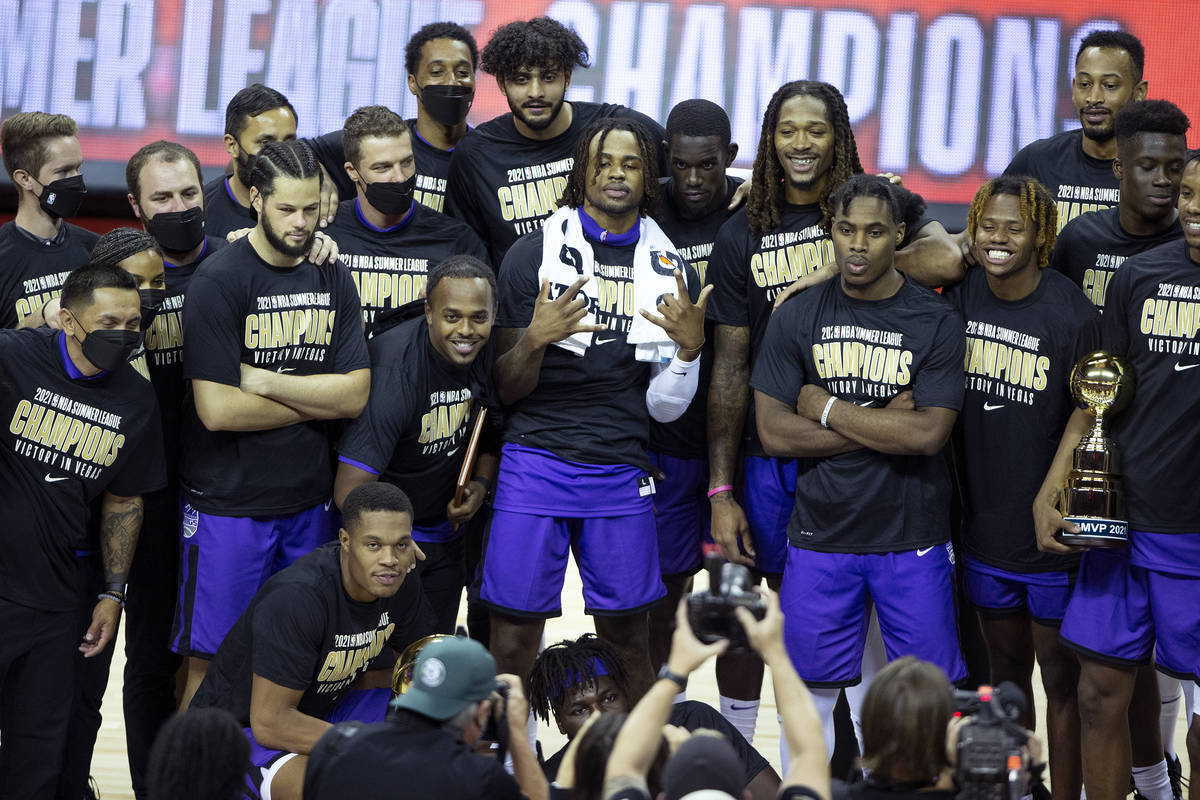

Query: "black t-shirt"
(496, 227), (697, 469)
(1005, 129), (1120, 233)
(751, 277), (964, 552)
(307, 120), (456, 214)
(0, 328), (165, 610)
(201, 175), (255, 240)
(180, 237), (370, 516)
(446, 102), (668, 265)
(305, 710), (522, 800)
(1099, 240), (1200, 532)
(191, 541), (435, 718)
(649, 176), (743, 459)
(322, 198), (489, 326)
(338, 316), (494, 526)
(945, 267), (1099, 572)
(707, 203), (833, 456)
(0, 221), (99, 328)
(1049, 207), (1183, 310)
(541, 700), (770, 785)
(145, 236), (224, 474)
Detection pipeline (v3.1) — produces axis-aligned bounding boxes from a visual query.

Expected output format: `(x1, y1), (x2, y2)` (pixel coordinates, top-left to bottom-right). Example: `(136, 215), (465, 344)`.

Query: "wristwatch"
(657, 664), (688, 691)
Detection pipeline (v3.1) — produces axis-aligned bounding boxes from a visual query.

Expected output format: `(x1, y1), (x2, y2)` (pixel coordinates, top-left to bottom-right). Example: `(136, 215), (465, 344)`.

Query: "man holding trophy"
(1033, 126), (1200, 800)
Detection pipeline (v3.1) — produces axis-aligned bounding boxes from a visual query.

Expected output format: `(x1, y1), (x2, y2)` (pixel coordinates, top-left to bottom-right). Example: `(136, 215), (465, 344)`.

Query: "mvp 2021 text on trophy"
(1058, 351), (1134, 547)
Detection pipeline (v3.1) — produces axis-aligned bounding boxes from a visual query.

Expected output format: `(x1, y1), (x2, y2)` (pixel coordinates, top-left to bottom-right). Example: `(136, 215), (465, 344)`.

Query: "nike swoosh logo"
(916, 547), (935, 556)
(277, 366), (296, 373)
(856, 400), (874, 407)
(445, 447), (460, 458)
(1174, 362), (1199, 371)
(983, 402), (1004, 411)
(594, 335), (619, 345)
(44, 473), (69, 483)
(728, 703), (755, 711)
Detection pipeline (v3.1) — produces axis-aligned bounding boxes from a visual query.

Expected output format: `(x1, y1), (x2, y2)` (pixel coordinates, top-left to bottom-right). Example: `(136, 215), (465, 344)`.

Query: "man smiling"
(335, 255), (500, 633)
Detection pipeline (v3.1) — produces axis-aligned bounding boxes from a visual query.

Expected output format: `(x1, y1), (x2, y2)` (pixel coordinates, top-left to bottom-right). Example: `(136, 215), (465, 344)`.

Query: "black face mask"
(38, 174), (87, 219)
(138, 289), (166, 331)
(146, 207), (206, 253)
(421, 84), (473, 127)
(234, 147), (254, 190)
(76, 326), (142, 372)
(363, 174), (417, 216)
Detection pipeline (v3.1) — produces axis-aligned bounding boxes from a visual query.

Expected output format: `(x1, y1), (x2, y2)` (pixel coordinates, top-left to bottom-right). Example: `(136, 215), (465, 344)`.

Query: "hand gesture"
(526, 277), (606, 349)
(639, 270), (713, 354)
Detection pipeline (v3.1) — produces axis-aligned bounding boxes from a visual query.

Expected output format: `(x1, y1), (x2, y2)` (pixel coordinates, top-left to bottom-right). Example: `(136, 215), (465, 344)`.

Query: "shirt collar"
(58, 331), (106, 380)
(355, 197), (415, 232)
(15, 220), (68, 246)
(577, 207), (640, 246)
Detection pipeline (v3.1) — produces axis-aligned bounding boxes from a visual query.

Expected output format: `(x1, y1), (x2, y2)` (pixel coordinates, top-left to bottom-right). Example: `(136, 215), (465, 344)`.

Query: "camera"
(687, 558), (767, 651)
(480, 680), (510, 761)
(953, 683), (1030, 800)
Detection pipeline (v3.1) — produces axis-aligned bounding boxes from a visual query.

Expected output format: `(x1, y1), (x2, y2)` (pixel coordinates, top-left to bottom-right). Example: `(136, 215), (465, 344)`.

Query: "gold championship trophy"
(1057, 351), (1134, 547)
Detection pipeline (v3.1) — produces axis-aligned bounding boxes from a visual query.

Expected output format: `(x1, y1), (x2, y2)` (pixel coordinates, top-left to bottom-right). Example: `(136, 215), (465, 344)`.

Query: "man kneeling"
(188, 482), (435, 799)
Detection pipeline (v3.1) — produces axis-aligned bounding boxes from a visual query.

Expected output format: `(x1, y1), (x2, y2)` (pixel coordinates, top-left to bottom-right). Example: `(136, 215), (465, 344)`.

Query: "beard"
(261, 214), (313, 259)
(512, 94), (566, 132)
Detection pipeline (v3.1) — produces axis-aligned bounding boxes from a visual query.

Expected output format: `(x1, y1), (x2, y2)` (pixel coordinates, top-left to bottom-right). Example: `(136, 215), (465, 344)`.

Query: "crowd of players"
(0, 15), (1197, 800)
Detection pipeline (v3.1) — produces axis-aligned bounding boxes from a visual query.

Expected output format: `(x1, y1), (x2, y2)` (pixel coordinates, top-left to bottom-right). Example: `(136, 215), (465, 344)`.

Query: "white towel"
(538, 207), (690, 363)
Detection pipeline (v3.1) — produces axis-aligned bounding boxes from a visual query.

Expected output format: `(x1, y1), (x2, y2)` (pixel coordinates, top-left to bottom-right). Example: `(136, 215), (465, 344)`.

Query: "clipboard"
(454, 408), (488, 507)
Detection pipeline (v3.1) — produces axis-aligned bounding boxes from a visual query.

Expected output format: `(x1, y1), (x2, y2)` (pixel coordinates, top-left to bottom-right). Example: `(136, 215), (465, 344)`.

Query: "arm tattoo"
(707, 325), (751, 484)
(101, 496), (143, 587)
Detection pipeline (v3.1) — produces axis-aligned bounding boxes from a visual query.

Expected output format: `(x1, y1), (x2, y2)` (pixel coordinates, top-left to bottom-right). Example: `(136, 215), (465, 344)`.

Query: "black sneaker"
(1166, 753), (1184, 800)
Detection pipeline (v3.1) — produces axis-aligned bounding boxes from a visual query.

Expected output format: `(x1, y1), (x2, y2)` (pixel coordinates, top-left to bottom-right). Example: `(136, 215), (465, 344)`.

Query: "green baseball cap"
(390, 636), (498, 720)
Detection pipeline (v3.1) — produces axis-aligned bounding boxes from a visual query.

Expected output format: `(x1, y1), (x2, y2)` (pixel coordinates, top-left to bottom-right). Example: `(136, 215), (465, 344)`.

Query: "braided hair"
(966, 175), (1057, 268)
(147, 709), (250, 800)
(90, 227), (159, 268)
(746, 81), (862, 236)
(246, 139), (322, 199)
(557, 117), (661, 219)
(526, 633), (632, 724)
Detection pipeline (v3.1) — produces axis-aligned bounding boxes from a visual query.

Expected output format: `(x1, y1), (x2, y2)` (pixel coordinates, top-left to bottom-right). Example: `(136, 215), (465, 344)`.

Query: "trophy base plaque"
(1059, 516), (1129, 547)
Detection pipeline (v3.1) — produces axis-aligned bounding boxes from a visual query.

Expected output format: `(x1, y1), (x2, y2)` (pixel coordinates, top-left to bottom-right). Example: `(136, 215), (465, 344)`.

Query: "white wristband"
(820, 395), (837, 429)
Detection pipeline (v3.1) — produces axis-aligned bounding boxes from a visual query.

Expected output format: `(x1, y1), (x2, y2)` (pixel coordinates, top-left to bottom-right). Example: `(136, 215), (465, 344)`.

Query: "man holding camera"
(187, 483), (436, 800)
(304, 636), (549, 800)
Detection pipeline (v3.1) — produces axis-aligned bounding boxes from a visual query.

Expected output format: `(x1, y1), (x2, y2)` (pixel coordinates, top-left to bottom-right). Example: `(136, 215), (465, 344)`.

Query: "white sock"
(1131, 759), (1173, 800)
(847, 609), (886, 754)
(1158, 673), (1182, 759)
(719, 695), (759, 744)
(810, 687), (840, 763)
(778, 714), (790, 775)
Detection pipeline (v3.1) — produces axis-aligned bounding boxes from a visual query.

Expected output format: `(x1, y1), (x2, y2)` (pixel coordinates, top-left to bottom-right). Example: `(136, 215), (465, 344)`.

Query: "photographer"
(602, 590), (829, 800)
(845, 657), (1043, 800)
(304, 636), (549, 800)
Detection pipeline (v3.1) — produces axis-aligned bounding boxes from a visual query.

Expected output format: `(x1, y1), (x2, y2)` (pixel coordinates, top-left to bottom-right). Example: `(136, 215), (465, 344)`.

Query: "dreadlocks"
(526, 633), (632, 724)
(967, 175), (1058, 268)
(557, 118), (661, 220)
(746, 81), (862, 237)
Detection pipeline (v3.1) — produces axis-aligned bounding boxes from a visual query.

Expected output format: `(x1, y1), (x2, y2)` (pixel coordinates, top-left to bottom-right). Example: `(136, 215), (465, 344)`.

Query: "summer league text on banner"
(2, 0), (1196, 204)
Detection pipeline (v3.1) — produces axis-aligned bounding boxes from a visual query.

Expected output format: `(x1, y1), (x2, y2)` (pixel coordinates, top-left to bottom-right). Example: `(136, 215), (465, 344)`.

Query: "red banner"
(1, 0), (1195, 204)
